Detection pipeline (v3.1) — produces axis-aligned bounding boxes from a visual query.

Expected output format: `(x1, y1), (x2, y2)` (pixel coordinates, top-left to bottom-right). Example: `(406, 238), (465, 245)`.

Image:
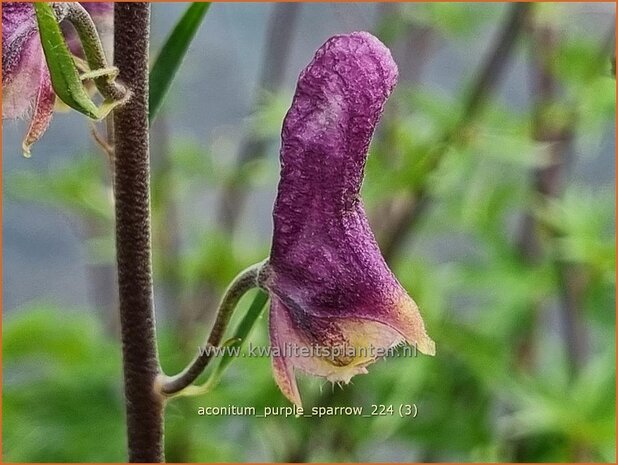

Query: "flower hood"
(261, 32), (435, 407)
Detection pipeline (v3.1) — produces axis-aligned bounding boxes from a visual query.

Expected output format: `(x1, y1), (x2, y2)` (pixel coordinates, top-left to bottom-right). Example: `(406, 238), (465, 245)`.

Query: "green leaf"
(34, 3), (102, 119)
(201, 290), (268, 392)
(149, 2), (211, 122)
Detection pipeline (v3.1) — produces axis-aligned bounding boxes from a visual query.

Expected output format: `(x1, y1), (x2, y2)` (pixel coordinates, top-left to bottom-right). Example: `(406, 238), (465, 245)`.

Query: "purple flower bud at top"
(262, 32), (435, 406)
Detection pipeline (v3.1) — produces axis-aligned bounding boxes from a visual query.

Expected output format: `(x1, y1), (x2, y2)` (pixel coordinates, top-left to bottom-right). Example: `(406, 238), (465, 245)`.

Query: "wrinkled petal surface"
(266, 32), (435, 405)
(2, 3), (43, 119)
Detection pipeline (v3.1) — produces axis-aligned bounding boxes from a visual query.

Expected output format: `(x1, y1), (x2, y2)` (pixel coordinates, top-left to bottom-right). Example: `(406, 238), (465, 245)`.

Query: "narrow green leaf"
(202, 290), (268, 391)
(34, 3), (99, 119)
(149, 2), (211, 122)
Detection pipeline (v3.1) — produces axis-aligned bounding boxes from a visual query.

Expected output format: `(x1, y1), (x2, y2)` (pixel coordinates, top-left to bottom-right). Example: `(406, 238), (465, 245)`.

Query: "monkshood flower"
(259, 32), (436, 407)
(2, 2), (111, 155)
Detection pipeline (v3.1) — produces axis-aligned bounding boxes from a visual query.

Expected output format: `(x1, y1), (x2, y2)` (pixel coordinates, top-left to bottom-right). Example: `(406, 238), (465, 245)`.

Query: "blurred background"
(2, 2), (616, 462)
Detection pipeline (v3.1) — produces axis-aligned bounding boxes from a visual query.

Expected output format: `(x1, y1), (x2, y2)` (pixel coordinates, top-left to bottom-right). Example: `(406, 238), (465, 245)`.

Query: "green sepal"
(34, 3), (111, 120)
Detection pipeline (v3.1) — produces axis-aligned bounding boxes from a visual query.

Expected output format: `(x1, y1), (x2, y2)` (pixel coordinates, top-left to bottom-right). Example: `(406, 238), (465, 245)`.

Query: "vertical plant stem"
(113, 3), (164, 462)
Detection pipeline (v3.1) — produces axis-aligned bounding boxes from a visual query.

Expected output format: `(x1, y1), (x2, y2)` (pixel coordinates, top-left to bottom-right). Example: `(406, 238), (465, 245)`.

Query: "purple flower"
(261, 32), (435, 406)
(2, 2), (55, 154)
(2, 2), (112, 155)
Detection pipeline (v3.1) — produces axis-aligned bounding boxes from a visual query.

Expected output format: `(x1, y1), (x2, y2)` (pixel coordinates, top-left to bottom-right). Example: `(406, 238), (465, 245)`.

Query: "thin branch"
(515, 23), (616, 464)
(159, 261), (263, 396)
(458, 4), (531, 125)
(515, 22), (579, 378)
(113, 3), (164, 462)
(516, 39), (618, 465)
(379, 3), (532, 262)
(371, 5), (436, 248)
(525, 20), (615, 379)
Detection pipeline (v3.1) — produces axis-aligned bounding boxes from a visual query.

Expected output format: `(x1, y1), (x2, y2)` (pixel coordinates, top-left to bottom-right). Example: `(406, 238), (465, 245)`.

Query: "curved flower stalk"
(63, 3), (113, 59)
(259, 32), (436, 407)
(2, 2), (114, 156)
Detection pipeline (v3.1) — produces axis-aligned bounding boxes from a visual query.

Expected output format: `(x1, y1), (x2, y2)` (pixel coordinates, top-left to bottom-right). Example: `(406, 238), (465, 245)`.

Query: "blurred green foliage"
(3, 306), (125, 462)
(3, 2), (615, 462)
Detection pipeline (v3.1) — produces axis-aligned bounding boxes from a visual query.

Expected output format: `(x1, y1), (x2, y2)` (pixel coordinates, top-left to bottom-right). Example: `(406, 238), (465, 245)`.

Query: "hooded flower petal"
(264, 32), (435, 405)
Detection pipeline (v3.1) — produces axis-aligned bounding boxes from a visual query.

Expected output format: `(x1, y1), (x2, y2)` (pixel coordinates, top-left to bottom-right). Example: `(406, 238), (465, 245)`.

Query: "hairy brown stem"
(113, 4), (164, 462)
(379, 3), (532, 261)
